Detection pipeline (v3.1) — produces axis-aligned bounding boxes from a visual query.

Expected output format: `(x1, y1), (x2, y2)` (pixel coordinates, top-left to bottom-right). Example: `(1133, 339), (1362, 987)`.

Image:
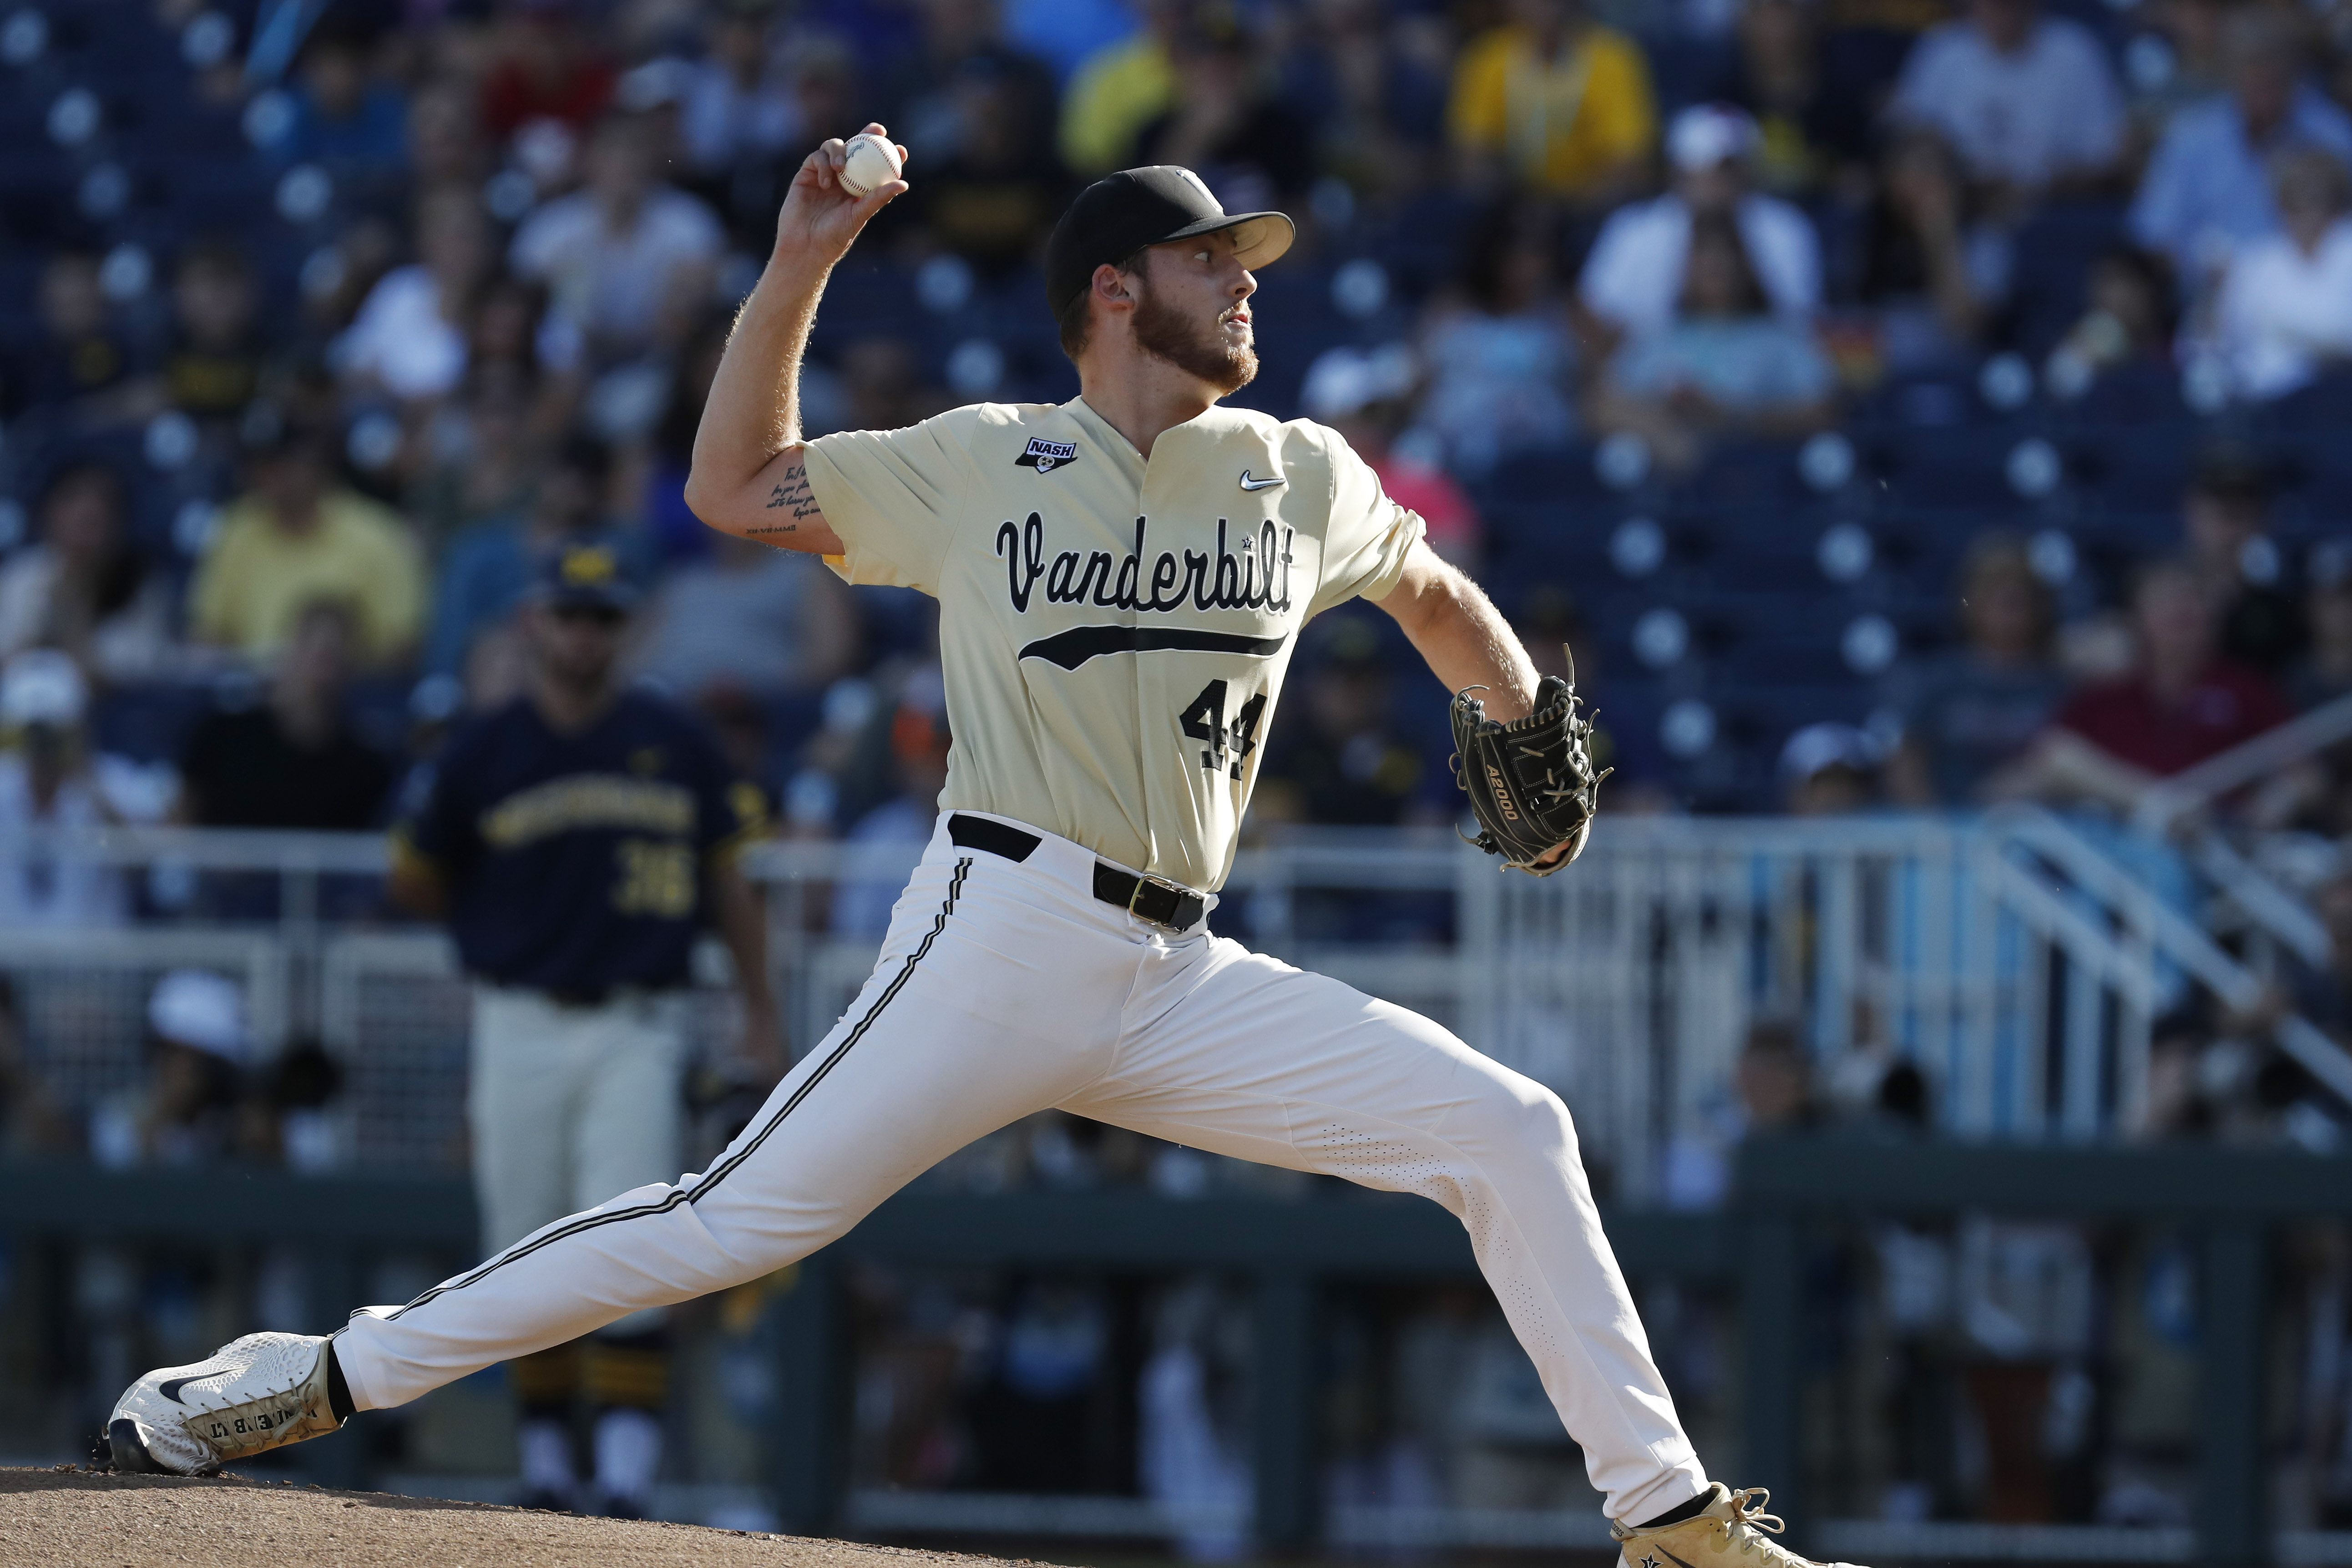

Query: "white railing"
(2191, 830), (2332, 968)
(2109, 693), (2352, 1004)
(2131, 689), (2352, 837)
(2, 812), (2347, 1194)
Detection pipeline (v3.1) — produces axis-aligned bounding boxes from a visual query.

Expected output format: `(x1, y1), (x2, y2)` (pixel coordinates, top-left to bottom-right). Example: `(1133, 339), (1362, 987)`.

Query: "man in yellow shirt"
(1449, 0), (1658, 207)
(189, 430), (426, 667)
(1057, 0), (1182, 175)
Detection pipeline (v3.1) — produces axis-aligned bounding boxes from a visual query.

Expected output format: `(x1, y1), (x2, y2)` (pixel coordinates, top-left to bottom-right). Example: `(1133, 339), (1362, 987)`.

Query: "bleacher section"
(6, 0), (2352, 812)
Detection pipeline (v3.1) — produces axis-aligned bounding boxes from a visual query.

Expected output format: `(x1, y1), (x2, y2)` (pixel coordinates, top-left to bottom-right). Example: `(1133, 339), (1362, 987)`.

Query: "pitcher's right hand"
(773, 121), (909, 271)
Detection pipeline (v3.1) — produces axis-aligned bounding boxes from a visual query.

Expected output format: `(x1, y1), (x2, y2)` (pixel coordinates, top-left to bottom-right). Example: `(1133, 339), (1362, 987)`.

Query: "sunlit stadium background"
(5, 0), (2352, 1562)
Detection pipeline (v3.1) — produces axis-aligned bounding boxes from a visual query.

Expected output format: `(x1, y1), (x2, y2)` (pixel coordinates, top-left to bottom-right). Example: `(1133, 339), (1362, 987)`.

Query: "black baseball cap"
(1044, 166), (1294, 321)
(534, 541), (641, 612)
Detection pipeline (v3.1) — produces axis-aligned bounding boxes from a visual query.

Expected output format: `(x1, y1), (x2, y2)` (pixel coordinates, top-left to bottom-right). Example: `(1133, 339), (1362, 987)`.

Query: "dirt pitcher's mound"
(0, 1467), (1026, 1568)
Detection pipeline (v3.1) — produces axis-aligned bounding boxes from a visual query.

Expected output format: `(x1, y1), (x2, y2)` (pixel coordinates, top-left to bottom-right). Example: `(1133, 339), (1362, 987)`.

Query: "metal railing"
(1987, 808), (2352, 1109)
(5, 1142), (2348, 1566)
(2108, 691), (2352, 1025)
(2132, 690), (2352, 838)
(7, 816), (2352, 1561)
(5, 813), (2348, 1190)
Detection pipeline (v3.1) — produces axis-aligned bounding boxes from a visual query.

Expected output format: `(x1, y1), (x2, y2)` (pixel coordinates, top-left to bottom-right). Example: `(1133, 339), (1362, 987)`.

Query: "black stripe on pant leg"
(378, 859), (972, 1323)
(689, 855), (970, 1195)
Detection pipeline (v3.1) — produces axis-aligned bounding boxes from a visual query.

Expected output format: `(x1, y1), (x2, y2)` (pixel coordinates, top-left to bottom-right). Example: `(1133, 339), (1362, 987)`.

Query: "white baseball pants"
(468, 985), (688, 1339)
(468, 985), (688, 1258)
(336, 811), (1706, 1522)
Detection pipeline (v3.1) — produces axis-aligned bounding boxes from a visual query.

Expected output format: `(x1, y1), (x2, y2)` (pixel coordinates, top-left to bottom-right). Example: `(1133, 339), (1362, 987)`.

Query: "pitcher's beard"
(1132, 281), (1257, 395)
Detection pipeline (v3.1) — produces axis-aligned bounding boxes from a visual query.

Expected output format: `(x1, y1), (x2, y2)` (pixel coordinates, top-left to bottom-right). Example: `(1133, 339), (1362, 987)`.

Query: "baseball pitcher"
(110, 129), (1861, 1568)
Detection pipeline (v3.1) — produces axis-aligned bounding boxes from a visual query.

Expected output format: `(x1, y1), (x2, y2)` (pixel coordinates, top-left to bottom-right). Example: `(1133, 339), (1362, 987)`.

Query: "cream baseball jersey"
(801, 395), (1426, 890)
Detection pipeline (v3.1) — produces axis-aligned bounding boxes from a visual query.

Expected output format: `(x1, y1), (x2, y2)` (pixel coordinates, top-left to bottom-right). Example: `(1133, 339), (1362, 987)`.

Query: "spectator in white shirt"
(1578, 105), (1821, 349)
(1593, 208), (1840, 471)
(2201, 144), (2352, 400)
(2129, 8), (2352, 293)
(1415, 199), (1581, 475)
(335, 185), (492, 403)
(0, 652), (128, 929)
(0, 464), (176, 688)
(510, 114), (725, 362)
(1887, 0), (2126, 198)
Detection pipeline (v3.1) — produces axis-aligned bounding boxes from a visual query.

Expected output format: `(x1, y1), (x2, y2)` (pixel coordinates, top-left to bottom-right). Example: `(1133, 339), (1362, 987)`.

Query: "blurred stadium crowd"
(13, 0), (2352, 1537)
(9, 0), (2352, 1150)
(14, 0), (2352, 847)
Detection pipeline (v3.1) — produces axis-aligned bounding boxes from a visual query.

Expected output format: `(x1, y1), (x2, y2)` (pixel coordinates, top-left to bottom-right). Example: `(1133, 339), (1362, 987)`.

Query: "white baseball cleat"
(1608, 1486), (1862, 1568)
(108, 1331), (349, 1475)
(1613, 1485), (1868, 1568)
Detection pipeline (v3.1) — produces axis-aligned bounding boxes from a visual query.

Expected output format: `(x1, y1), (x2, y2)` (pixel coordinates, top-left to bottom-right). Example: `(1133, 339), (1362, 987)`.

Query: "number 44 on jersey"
(1179, 680), (1266, 781)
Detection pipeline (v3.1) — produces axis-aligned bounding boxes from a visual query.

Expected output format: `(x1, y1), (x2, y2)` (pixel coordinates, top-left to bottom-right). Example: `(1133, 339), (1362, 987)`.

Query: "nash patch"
(1016, 437), (1078, 474)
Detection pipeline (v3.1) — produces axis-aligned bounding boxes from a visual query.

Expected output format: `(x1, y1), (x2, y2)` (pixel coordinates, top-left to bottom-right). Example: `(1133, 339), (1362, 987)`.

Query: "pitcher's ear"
(1093, 262), (1135, 305)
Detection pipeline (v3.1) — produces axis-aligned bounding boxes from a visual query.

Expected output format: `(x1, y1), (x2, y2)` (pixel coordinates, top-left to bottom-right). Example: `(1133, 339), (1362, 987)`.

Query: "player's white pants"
(468, 984), (688, 1337)
(336, 812), (1707, 1523)
(469, 985), (687, 1259)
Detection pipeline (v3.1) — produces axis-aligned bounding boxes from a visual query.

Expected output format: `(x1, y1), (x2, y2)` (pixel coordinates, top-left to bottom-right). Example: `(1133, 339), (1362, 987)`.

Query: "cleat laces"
(1715, 1489), (1802, 1563)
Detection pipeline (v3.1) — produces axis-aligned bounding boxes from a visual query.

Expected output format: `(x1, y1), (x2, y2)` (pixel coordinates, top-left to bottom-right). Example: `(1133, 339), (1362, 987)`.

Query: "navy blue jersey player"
(387, 542), (781, 1515)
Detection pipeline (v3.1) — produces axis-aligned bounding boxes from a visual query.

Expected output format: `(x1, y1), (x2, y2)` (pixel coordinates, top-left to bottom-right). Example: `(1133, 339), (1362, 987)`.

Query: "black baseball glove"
(1450, 658), (1610, 876)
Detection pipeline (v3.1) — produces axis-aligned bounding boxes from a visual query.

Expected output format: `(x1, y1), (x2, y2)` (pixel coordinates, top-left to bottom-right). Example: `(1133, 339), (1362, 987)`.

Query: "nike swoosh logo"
(1239, 470), (1285, 491)
(158, 1376), (198, 1404)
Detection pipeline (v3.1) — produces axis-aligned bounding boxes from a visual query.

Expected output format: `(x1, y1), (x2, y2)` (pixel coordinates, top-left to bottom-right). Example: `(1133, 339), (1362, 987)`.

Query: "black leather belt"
(948, 813), (1207, 933)
(1089, 861), (1207, 932)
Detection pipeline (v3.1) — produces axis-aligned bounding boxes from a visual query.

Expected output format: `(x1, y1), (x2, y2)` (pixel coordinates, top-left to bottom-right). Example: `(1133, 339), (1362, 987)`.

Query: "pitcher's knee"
(695, 1219), (802, 1286)
(695, 1197), (856, 1289)
(1462, 1069), (1581, 1162)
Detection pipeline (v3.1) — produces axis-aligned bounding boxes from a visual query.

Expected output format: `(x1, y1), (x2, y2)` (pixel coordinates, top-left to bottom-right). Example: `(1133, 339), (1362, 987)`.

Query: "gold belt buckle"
(1128, 873), (1188, 927)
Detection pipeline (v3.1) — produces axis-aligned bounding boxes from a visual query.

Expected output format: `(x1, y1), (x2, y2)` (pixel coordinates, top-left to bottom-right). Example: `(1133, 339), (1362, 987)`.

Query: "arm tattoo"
(763, 462), (820, 525)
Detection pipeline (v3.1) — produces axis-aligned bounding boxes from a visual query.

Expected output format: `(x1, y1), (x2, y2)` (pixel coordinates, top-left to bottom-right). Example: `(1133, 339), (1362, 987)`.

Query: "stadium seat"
(1678, 508), (1844, 593)
(2005, 199), (2128, 357)
(1852, 371), (1996, 435)
(1473, 444), (1629, 512)
(1362, 187), (1479, 298)
(2061, 361), (2189, 430)
(1875, 426), (2054, 515)
(2262, 374), (2352, 438)
(90, 681), (213, 765)
(2074, 428), (2198, 517)
(1675, 437), (1811, 511)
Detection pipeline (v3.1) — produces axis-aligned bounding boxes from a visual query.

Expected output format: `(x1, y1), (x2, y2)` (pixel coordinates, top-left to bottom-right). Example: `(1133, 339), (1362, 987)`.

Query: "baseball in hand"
(838, 133), (904, 198)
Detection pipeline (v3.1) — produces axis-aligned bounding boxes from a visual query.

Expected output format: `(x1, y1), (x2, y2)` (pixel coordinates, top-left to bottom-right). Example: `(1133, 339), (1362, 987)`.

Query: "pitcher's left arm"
(1374, 539), (1541, 720)
(1376, 540), (1599, 873)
